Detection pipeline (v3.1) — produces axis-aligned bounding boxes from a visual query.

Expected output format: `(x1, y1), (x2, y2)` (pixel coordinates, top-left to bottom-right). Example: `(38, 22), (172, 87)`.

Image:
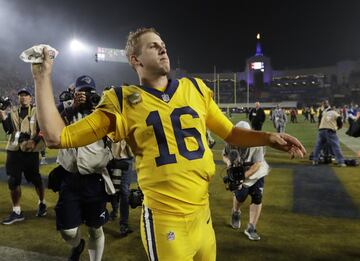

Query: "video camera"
(223, 149), (253, 191)
(59, 91), (74, 103)
(107, 158), (130, 171)
(59, 90), (101, 111)
(129, 187), (144, 209)
(84, 90), (101, 108)
(0, 96), (11, 110)
(18, 132), (31, 143)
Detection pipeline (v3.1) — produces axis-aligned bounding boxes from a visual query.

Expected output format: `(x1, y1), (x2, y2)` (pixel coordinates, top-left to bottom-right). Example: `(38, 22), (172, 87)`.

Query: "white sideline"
(0, 246), (65, 261)
(338, 128), (360, 155)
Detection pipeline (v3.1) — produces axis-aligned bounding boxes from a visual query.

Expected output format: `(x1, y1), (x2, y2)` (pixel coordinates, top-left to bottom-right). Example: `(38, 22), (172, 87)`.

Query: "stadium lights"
(69, 39), (89, 52)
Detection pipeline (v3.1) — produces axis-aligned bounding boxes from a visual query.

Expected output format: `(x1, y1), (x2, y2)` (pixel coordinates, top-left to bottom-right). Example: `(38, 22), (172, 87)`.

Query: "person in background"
(271, 105), (287, 133)
(206, 129), (216, 148)
(290, 108), (298, 123)
(40, 148), (48, 165)
(0, 87), (47, 225)
(346, 111), (360, 138)
(248, 102), (266, 130)
(108, 139), (134, 237)
(312, 100), (346, 167)
(223, 121), (269, 241)
(310, 106), (316, 123)
(54, 76), (115, 261)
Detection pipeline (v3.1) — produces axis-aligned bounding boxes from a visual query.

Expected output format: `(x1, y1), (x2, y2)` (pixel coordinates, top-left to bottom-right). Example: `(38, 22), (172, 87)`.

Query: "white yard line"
(0, 246), (65, 261)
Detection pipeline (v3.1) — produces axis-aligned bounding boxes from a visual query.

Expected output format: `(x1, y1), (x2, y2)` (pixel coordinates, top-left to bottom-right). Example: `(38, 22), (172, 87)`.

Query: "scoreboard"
(95, 47), (127, 63)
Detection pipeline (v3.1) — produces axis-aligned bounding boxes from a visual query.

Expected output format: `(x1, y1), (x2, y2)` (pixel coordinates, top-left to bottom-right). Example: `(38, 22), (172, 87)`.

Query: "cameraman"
(108, 139), (135, 237)
(53, 75), (114, 261)
(0, 87), (47, 225)
(223, 121), (269, 241)
(312, 100), (346, 167)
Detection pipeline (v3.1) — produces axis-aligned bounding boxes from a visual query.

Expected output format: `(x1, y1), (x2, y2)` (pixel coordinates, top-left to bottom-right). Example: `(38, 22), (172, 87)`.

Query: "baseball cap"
(235, 121), (251, 130)
(17, 87), (32, 96)
(75, 75), (96, 91)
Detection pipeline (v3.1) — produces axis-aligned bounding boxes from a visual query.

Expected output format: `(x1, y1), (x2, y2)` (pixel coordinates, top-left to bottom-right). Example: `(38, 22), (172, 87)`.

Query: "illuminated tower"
(245, 33), (273, 93)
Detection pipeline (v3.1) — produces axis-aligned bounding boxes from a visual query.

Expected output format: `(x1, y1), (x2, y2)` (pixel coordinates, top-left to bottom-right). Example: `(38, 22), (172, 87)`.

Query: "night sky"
(1, 0), (360, 87)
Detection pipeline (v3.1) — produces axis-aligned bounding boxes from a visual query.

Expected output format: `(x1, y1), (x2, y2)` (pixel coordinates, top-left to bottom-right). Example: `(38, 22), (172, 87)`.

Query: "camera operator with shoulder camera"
(0, 87), (47, 225)
(223, 121), (269, 241)
(52, 75), (114, 261)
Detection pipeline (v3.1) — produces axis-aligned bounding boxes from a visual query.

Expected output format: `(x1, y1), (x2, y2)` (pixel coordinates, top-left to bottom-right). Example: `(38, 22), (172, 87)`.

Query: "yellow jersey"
(61, 77), (233, 214)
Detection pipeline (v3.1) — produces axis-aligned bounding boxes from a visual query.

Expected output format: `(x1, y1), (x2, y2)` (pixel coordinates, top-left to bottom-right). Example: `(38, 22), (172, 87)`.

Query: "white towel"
(19, 44), (58, 63)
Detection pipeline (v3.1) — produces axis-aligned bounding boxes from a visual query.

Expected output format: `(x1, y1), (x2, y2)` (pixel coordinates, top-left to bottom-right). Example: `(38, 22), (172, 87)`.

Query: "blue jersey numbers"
(146, 106), (205, 166)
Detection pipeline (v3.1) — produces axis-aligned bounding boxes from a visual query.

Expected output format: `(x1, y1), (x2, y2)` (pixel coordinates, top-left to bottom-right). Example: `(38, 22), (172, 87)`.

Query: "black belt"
(319, 128), (336, 133)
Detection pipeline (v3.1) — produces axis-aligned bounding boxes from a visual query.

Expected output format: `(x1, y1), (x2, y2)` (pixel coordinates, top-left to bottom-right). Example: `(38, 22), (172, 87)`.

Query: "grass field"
(0, 114), (359, 260)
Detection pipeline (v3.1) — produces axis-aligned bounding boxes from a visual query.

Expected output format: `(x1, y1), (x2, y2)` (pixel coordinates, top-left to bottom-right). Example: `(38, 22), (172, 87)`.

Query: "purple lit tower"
(245, 34), (272, 98)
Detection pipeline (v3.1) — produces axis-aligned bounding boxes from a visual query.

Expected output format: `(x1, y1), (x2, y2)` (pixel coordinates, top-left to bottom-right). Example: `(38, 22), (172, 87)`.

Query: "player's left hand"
(268, 132), (306, 159)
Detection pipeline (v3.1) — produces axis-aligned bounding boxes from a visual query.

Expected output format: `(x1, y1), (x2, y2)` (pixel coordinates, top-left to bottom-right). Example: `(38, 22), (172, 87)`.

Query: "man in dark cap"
(0, 87), (47, 225)
(58, 75), (99, 124)
(53, 76), (112, 261)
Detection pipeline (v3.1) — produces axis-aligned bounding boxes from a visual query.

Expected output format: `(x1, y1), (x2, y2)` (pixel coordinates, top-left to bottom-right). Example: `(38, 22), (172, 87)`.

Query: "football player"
(32, 28), (305, 261)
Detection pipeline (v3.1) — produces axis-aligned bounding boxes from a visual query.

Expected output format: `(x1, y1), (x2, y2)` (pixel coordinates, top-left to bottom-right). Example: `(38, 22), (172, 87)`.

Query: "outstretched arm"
(225, 127), (306, 158)
(206, 100), (306, 158)
(31, 48), (65, 147)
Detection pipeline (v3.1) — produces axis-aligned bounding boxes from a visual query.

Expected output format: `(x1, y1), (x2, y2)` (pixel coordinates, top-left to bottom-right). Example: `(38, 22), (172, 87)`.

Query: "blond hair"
(125, 27), (160, 63)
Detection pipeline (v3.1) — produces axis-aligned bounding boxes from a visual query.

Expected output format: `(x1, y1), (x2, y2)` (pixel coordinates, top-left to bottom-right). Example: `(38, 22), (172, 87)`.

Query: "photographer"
(108, 139), (135, 237)
(312, 100), (346, 167)
(53, 75), (114, 261)
(223, 121), (269, 241)
(0, 87), (47, 225)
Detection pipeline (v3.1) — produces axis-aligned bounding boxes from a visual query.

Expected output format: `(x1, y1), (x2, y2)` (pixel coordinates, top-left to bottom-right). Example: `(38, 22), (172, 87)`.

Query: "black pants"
(55, 168), (109, 230)
(6, 150), (42, 190)
(251, 122), (263, 131)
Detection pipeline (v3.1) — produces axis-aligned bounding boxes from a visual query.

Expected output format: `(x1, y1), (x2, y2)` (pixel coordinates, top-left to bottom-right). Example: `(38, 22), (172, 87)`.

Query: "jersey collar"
(137, 79), (179, 103)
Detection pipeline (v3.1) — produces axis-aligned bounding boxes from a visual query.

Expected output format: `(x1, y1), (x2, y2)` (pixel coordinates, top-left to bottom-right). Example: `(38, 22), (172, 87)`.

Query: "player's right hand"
(31, 47), (54, 80)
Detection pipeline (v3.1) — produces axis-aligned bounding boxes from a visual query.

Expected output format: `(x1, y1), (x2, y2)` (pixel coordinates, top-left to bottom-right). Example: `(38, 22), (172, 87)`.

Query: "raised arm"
(31, 48), (65, 147)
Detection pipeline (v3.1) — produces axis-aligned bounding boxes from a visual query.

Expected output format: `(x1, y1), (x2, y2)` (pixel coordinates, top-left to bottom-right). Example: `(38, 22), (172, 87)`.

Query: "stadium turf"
(0, 114), (359, 260)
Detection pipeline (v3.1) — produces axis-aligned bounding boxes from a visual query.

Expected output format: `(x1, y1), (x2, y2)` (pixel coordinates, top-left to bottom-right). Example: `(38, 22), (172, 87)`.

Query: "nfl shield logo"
(167, 231), (175, 241)
(161, 93), (170, 102)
